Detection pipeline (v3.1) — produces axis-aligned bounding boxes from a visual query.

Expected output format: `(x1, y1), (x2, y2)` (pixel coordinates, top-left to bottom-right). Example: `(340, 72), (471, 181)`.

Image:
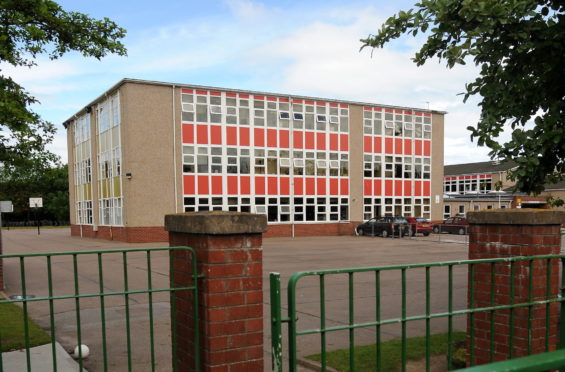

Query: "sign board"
(29, 197), (43, 208)
(0, 201), (13, 213)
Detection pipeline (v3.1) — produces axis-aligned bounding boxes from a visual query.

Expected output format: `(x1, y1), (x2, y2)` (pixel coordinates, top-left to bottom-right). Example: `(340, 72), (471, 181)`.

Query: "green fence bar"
(458, 347), (565, 372)
(276, 254), (565, 372)
(270, 272), (283, 372)
(0, 247), (199, 372)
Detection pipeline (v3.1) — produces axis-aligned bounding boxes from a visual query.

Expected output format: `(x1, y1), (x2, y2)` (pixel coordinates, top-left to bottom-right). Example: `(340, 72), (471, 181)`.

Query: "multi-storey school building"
(65, 79), (445, 242)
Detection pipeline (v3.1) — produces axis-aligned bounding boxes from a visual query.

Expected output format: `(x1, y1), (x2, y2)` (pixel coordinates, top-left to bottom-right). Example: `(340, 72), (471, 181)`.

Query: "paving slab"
(1, 342), (86, 372)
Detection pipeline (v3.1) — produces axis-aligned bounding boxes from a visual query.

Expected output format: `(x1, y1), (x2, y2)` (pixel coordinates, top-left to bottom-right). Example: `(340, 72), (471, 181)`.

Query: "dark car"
(356, 216), (410, 238)
(433, 216), (469, 235)
(405, 217), (433, 236)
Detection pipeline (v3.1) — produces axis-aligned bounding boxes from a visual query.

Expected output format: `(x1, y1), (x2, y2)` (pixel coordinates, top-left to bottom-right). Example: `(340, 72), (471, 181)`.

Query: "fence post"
(467, 209), (565, 365)
(165, 211), (267, 372)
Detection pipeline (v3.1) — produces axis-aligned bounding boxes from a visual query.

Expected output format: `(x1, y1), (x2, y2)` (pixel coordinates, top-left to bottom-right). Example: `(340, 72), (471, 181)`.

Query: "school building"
(64, 79), (446, 242)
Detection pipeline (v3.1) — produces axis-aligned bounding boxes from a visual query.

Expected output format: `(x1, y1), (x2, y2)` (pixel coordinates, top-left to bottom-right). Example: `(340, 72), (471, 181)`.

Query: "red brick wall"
(468, 223), (561, 364)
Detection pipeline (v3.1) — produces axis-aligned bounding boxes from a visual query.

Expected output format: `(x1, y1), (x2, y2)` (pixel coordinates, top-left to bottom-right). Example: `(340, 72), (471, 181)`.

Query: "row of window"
(74, 159), (92, 185)
(98, 148), (122, 180)
(76, 200), (93, 225)
(363, 109), (432, 139)
(443, 177), (493, 194)
(364, 155), (431, 179)
(443, 203), (507, 218)
(181, 92), (350, 133)
(182, 145), (349, 177)
(363, 197), (431, 220)
(99, 197), (123, 226)
(183, 196), (349, 223)
(74, 114), (91, 144)
(98, 94), (120, 134)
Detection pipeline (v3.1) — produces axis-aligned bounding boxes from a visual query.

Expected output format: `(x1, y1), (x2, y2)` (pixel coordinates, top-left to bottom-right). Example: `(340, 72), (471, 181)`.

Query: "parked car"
(433, 216), (469, 235)
(405, 217), (433, 236)
(356, 216), (410, 238)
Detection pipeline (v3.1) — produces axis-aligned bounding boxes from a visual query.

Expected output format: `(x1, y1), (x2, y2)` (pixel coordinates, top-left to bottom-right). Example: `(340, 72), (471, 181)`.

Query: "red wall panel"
(415, 140), (422, 156)
(254, 128), (264, 147)
(280, 177), (290, 195)
(385, 138), (393, 154)
(210, 125), (222, 145)
(385, 180), (393, 196)
(255, 176), (265, 195)
(268, 177), (278, 195)
(404, 139), (412, 155)
(211, 176), (222, 195)
(182, 124), (194, 143)
(340, 134), (349, 151)
(330, 179), (339, 195)
(374, 137), (382, 153)
(329, 134), (338, 151)
(316, 133), (326, 150)
(305, 132), (315, 149)
(374, 179), (381, 196)
(293, 131), (303, 148)
(395, 180), (403, 195)
(198, 175), (209, 194)
(424, 141), (431, 156)
(364, 136), (372, 152)
(183, 175), (195, 194)
(240, 176), (250, 194)
(294, 177), (304, 195)
(424, 181), (431, 196)
(340, 179), (348, 196)
(279, 130), (289, 148)
(267, 129), (277, 148)
(197, 124), (208, 144)
(394, 138), (403, 155)
(364, 179), (372, 195)
(226, 127), (237, 146)
(239, 127), (250, 146)
(305, 178), (315, 195)
(404, 180), (412, 196)
(415, 180), (422, 196)
(227, 176), (238, 195)
(317, 178), (326, 195)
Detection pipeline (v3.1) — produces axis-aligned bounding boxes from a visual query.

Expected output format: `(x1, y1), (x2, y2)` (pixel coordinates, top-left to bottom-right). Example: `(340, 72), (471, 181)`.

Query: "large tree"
(362, 0), (564, 194)
(0, 0), (126, 169)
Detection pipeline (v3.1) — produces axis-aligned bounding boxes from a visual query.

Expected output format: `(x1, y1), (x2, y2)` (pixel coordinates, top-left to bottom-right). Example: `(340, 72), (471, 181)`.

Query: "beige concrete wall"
(444, 199), (512, 217)
(121, 83), (177, 226)
(541, 190), (565, 211)
(349, 104), (364, 222)
(67, 123), (77, 224)
(430, 112), (445, 220)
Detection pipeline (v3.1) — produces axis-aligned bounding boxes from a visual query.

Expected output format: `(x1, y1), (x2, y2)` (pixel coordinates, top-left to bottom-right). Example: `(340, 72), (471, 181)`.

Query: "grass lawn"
(307, 331), (466, 372)
(0, 302), (51, 352)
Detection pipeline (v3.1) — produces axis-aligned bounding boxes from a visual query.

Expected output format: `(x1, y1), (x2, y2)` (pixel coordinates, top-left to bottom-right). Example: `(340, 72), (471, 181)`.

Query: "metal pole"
(34, 205), (40, 235)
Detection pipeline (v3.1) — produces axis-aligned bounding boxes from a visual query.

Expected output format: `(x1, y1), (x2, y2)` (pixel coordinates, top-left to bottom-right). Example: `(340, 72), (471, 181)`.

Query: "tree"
(0, 0), (126, 168)
(361, 0), (565, 194)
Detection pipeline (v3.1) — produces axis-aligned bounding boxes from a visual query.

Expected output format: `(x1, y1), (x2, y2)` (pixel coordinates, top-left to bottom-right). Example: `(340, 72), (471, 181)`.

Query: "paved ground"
(0, 228), (472, 371)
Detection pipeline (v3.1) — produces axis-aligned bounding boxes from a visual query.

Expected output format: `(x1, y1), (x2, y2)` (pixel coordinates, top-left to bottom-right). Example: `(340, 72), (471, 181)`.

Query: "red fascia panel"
(254, 128), (265, 147)
(373, 107), (381, 112)
(239, 94), (249, 99)
(198, 176), (209, 195)
(279, 97), (289, 103)
(210, 125), (222, 145)
(292, 99), (303, 104)
(255, 176), (265, 195)
(385, 137), (393, 154)
(195, 90), (207, 95)
(239, 127), (250, 146)
(465, 176), (471, 179)
(395, 180), (403, 195)
(182, 124), (194, 143)
(485, 173), (493, 178)
(227, 126), (237, 146)
(196, 124), (208, 144)
(305, 100), (314, 105)
(212, 175), (223, 195)
(374, 179), (382, 196)
(240, 176), (250, 194)
(183, 175), (195, 194)
(364, 180), (372, 196)
(268, 177), (278, 195)
(415, 180), (422, 196)
(316, 132), (326, 150)
(267, 129), (277, 148)
(414, 111), (423, 116)
(394, 109), (403, 114)
(330, 178), (339, 195)
(404, 180), (412, 196)
(210, 91), (221, 96)
(374, 137), (382, 153)
(267, 96), (277, 102)
(404, 139), (412, 155)
(364, 136), (372, 152)
(340, 178), (349, 196)
(227, 176), (238, 195)
(385, 180), (393, 196)
(226, 92), (236, 98)
(316, 101), (326, 106)
(279, 130), (290, 148)
(394, 138), (403, 154)
(415, 139), (422, 156)
(181, 89), (193, 94)
(305, 132), (315, 149)
(305, 178), (316, 195)
(329, 134), (338, 151)
(280, 177), (290, 195)
(317, 178), (326, 195)
(293, 131), (303, 148)
(423, 181), (431, 196)
(340, 104), (348, 108)
(330, 103), (338, 108)
(403, 110), (411, 115)
(340, 134), (349, 151)
(472, 175), (479, 179)
(363, 107), (372, 111)
(254, 95), (264, 100)
(424, 113), (432, 117)
(294, 177), (303, 195)
(424, 141), (431, 156)
(385, 108), (394, 113)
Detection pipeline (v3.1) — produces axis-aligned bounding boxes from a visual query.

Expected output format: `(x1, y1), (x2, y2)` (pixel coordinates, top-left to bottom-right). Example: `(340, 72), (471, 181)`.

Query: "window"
(316, 115), (326, 122)
(293, 113), (304, 120)
(444, 205), (451, 219)
(458, 205), (465, 215)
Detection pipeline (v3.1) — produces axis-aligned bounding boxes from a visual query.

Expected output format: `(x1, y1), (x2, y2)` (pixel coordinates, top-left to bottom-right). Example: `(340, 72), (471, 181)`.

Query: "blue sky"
(5, 0), (495, 164)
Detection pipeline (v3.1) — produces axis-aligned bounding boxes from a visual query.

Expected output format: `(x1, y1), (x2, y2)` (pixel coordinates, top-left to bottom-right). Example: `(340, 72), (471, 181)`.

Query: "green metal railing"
(270, 254), (565, 372)
(0, 247), (199, 372)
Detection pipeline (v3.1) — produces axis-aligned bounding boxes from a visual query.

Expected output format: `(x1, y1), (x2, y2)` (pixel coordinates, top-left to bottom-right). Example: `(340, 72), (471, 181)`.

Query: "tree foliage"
(362, 0), (565, 194)
(0, 0), (126, 167)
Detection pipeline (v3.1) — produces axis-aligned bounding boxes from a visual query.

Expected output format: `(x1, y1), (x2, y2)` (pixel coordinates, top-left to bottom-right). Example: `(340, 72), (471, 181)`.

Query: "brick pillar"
(467, 209), (565, 365)
(165, 212), (267, 372)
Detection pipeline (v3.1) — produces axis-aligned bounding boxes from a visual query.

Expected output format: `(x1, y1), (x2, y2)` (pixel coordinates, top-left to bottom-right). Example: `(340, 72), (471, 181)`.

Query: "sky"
(4, 0), (499, 165)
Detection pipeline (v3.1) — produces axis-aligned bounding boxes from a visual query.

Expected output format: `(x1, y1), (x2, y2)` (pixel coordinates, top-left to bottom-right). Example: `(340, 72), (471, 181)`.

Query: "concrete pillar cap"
(165, 211), (267, 235)
(467, 209), (565, 225)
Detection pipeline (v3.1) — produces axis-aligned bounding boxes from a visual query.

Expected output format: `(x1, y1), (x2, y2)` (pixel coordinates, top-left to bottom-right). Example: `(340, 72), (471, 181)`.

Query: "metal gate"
(270, 255), (565, 372)
(0, 246), (199, 372)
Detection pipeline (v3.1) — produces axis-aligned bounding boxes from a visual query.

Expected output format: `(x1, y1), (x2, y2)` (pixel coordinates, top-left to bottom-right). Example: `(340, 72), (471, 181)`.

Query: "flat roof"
(63, 78), (448, 127)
